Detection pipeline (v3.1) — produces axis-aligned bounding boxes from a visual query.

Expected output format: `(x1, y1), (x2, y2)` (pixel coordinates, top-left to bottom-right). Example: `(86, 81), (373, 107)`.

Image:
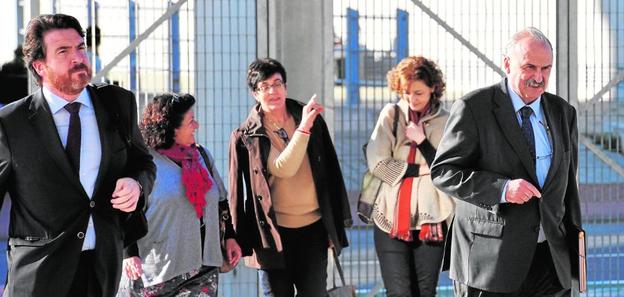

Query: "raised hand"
(298, 94), (324, 133)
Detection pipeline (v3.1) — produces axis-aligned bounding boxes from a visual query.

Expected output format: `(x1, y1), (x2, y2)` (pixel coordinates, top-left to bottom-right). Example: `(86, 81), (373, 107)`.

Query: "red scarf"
(390, 106), (427, 241)
(158, 144), (212, 218)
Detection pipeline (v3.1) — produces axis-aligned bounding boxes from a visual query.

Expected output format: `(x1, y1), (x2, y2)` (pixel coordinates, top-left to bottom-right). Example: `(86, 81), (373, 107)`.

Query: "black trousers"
(374, 226), (445, 297)
(259, 219), (329, 297)
(453, 242), (572, 297)
(67, 250), (102, 297)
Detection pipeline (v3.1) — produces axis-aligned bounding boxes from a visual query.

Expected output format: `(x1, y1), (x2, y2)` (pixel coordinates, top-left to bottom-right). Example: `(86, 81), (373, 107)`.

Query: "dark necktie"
(520, 106), (536, 162)
(64, 102), (82, 172)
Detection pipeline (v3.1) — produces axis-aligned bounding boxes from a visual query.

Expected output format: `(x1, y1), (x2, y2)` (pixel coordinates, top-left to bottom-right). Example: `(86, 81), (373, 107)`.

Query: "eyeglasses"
(274, 128), (289, 143)
(256, 80), (285, 93)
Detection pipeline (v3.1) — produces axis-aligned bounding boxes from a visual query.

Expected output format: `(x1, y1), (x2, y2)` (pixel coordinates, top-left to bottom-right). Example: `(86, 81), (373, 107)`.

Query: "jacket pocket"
(467, 218), (504, 237)
(9, 233), (64, 247)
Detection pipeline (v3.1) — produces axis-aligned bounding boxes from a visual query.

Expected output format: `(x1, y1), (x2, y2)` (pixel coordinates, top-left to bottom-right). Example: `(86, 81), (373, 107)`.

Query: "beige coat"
(366, 99), (454, 233)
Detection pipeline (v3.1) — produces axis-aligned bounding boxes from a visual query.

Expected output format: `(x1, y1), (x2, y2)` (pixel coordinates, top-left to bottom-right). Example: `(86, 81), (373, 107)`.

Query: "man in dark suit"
(0, 14), (156, 297)
(431, 27), (582, 297)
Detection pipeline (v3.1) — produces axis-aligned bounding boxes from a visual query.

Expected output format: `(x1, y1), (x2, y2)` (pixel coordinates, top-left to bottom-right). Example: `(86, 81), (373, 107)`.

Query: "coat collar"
(240, 98), (305, 136)
(539, 90), (563, 190)
(27, 84), (114, 197)
(28, 88), (88, 195)
(493, 79), (539, 185)
(396, 98), (443, 123)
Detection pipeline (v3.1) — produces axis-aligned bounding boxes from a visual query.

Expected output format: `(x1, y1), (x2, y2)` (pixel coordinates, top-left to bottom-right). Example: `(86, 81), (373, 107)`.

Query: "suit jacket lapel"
(88, 85), (112, 195)
(540, 95), (562, 189)
(28, 89), (86, 195)
(492, 80), (539, 185)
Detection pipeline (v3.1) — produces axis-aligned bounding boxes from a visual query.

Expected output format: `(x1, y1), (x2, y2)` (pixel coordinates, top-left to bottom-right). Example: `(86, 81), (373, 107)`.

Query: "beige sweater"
(265, 117), (321, 228)
(366, 99), (455, 233)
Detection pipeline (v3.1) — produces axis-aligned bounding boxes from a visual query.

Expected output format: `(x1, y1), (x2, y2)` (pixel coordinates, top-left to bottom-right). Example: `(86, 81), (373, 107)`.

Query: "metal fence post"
(128, 0), (137, 92)
(346, 8), (359, 107)
(395, 9), (408, 64)
(169, 1), (180, 93)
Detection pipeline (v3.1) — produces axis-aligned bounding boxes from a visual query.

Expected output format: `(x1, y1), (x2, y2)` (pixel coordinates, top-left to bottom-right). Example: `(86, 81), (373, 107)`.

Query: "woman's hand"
(225, 238), (242, 266)
(298, 94), (324, 133)
(123, 256), (143, 280)
(405, 121), (426, 144)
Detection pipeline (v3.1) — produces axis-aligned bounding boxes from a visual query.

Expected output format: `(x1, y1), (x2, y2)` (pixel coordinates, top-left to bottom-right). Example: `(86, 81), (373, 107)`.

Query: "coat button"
(259, 220), (266, 227)
(256, 195), (263, 201)
(254, 169), (259, 174)
(77, 232), (85, 239)
(89, 201), (96, 208)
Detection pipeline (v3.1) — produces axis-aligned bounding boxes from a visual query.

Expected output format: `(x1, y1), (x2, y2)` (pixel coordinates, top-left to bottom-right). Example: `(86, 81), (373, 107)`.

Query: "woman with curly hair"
(117, 93), (241, 297)
(366, 56), (455, 296)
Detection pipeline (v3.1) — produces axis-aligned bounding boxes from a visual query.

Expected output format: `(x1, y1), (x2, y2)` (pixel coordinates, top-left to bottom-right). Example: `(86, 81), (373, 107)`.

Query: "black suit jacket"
(431, 79), (582, 293)
(0, 84), (156, 297)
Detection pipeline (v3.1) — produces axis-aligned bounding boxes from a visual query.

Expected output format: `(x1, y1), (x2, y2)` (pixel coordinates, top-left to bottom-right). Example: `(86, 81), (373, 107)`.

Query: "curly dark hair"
(246, 58), (287, 91)
(387, 56), (446, 108)
(140, 93), (196, 150)
(22, 14), (85, 84)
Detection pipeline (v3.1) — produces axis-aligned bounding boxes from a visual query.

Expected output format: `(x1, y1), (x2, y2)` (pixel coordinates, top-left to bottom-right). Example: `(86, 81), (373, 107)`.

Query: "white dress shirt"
(43, 86), (102, 250)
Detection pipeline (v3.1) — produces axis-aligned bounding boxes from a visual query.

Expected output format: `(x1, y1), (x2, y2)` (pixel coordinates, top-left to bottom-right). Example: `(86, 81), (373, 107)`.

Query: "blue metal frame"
(346, 8), (360, 106)
(128, 0), (137, 91)
(170, 1), (180, 93)
(395, 9), (408, 64)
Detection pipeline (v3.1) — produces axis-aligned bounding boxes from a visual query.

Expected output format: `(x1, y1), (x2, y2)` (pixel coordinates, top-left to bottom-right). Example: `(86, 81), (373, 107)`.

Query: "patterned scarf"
(158, 144), (212, 218)
(390, 105), (428, 241)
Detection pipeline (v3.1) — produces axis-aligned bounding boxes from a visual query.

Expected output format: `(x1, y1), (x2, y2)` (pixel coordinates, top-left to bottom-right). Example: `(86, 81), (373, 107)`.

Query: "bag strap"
(331, 247), (347, 287)
(387, 103), (400, 158)
(196, 144), (215, 176)
(391, 103), (399, 139)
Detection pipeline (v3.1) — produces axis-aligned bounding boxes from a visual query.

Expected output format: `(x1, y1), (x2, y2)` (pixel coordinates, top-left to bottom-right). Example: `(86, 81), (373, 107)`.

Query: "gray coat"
(121, 149), (226, 288)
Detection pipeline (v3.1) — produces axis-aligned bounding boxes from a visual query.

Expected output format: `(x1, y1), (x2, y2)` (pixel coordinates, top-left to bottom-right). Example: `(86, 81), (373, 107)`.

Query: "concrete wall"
(257, 0), (335, 132)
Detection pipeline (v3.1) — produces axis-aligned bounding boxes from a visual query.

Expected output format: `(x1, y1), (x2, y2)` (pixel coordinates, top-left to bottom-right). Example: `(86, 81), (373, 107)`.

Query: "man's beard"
(47, 64), (92, 96)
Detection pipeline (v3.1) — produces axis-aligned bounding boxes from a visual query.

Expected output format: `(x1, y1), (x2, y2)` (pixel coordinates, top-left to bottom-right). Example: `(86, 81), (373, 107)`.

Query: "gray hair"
(505, 27), (552, 57)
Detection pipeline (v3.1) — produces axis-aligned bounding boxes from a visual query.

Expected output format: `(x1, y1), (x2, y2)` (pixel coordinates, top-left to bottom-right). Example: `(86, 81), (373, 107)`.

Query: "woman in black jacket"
(228, 58), (352, 297)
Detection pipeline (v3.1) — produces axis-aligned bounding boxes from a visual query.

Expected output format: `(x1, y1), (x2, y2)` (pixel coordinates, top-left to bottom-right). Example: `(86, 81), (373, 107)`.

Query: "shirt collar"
(506, 80), (543, 119)
(42, 86), (92, 114)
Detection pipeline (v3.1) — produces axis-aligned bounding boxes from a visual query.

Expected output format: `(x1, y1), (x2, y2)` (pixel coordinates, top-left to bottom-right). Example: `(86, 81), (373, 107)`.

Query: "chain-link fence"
(1, 0), (623, 296)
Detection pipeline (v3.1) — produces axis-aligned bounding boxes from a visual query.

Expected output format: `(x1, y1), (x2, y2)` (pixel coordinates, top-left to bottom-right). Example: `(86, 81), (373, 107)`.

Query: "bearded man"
(0, 14), (155, 297)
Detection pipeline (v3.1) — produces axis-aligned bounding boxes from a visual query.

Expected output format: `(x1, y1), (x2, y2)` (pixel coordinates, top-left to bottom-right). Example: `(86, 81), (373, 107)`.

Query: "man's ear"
(32, 60), (46, 78)
(503, 56), (511, 74)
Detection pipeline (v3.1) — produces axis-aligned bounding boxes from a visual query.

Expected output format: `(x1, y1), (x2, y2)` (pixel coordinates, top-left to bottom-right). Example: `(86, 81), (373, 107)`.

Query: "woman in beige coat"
(366, 56), (454, 297)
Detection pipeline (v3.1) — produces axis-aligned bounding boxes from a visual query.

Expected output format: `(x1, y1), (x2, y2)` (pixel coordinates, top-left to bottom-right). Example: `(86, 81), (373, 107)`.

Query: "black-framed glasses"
(256, 80), (285, 93)
(274, 128), (289, 143)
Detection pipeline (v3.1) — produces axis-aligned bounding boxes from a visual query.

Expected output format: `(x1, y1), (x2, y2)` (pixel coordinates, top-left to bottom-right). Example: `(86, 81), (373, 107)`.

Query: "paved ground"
(0, 222), (622, 296)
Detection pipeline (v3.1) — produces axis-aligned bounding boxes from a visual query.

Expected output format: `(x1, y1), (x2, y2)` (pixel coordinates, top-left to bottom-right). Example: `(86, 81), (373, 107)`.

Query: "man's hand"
(111, 177), (141, 212)
(123, 256), (143, 280)
(505, 179), (541, 204)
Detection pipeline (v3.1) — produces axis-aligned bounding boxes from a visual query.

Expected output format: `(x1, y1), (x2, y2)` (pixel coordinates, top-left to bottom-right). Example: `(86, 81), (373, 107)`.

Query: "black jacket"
(0, 84), (156, 297)
(228, 98), (351, 269)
